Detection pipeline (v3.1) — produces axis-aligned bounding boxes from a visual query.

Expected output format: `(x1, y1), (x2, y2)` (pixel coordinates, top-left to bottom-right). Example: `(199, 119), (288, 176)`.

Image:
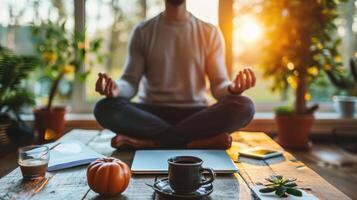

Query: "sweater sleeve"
(206, 27), (231, 100)
(116, 24), (145, 99)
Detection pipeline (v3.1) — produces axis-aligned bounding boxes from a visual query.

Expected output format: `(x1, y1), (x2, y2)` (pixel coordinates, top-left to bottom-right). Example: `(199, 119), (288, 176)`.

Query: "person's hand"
(228, 67), (256, 95)
(95, 73), (120, 98)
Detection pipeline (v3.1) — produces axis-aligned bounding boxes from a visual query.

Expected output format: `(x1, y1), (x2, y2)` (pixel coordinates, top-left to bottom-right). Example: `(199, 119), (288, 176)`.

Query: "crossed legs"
(94, 96), (255, 149)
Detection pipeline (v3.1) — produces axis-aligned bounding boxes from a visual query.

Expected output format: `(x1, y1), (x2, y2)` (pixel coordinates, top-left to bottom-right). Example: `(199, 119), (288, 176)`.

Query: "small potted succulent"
(32, 20), (103, 143)
(259, 175), (302, 198)
(325, 58), (357, 118)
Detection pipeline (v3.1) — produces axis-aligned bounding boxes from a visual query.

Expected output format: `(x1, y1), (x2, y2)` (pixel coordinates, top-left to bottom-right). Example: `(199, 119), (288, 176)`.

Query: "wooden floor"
(1, 136), (357, 199)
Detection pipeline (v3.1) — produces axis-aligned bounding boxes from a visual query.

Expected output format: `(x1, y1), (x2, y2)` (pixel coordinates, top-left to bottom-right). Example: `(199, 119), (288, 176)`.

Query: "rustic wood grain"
(291, 143), (357, 198)
(0, 130), (100, 200)
(30, 167), (89, 200)
(84, 176), (156, 200)
(230, 131), (352, 200)
(0, 168), (55, 200)
(205, 174), (242, 200)
(0, 129), (352, 200)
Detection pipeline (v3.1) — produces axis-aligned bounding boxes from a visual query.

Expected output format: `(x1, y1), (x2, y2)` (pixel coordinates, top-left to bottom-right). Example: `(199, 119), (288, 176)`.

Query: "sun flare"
(235, 16), (263, 43)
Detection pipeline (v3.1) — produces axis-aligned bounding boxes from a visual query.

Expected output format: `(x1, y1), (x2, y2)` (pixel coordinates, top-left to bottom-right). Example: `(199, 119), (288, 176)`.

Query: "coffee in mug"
(167, 156), (215, 194)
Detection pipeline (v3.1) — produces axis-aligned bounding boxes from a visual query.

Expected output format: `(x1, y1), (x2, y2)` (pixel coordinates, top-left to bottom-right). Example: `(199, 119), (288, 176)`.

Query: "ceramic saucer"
(152, 178), (213, 199)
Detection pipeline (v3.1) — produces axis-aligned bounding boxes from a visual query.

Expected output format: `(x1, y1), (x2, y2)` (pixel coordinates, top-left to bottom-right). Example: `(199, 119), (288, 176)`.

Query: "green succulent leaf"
(259, 187), (276, 193)
(262, 175), (301, 198)
(284, 182), (298, 188)
(286, 188), (303, 197)
(275, 187), (287, 198)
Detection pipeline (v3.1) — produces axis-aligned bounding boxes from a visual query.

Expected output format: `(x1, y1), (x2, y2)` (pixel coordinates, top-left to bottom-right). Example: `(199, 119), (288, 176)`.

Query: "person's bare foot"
(111, 134), (160, 149)
(187, 133), (232, 149)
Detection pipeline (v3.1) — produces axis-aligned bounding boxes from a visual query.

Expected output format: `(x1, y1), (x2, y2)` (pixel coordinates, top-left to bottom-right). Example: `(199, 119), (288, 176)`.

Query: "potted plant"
(32, 20), (103, 143)
(0, 46), (38, 145)
(259, 175), (302, 198)
(325, 58), (357, 118)
(256, 0), (347, 149)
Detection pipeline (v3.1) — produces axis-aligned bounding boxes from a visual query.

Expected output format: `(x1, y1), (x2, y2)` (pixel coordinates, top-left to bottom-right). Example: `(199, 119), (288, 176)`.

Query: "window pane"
(85, 0), (219, 102)
(233, 0), (354, 106)
(0, 0), (74, 54)
(0, 0), (74, 107)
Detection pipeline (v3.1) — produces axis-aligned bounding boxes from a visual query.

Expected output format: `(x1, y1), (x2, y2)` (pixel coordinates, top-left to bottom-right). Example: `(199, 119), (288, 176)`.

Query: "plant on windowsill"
(32, 20), (103, 143)
(0, 46), (39, 145)
(325, 58), (357, 118)
(259, 175), (302, 198)
(256, 0), (347, 149)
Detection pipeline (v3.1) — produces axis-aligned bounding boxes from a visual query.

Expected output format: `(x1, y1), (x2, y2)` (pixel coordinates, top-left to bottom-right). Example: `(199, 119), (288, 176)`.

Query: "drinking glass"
(18, 145), (49, 180)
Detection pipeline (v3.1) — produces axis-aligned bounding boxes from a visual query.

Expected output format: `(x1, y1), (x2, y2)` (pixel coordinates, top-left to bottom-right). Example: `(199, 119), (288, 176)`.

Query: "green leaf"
(286, 188), (303, 197)
(265, 178), (279, 184)
(259, 187), (276, 193)
(76, 71), (91, 83)
(275, 187), (287, 198)
(275, 106), (295, 116)
(284, 182), (298, 188)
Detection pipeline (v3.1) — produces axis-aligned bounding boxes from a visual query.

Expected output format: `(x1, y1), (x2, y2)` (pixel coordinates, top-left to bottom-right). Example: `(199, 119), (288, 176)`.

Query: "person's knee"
(223, 95), (255, 125)
(93, 97), (127, 123)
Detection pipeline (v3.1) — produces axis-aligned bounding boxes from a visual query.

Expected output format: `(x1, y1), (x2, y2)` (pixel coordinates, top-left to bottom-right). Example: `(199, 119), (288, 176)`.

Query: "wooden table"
(0, 129), (351, 200)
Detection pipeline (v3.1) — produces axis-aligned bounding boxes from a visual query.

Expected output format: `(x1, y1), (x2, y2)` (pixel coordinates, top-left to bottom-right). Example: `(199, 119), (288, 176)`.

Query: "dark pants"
(94, 96), (255, 148)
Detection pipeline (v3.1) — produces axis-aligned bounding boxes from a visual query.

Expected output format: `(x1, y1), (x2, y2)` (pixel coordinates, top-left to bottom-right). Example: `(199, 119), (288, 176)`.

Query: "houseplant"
(0, 46), (38, 145)
(32, 20), (103, 142)
(325, 58), (357, 118)
(259, 175), (302, 198)
(256, 0), (347, 148)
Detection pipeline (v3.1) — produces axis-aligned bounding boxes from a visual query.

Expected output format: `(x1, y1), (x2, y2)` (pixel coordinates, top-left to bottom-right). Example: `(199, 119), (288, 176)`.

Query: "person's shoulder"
(191, 14), (219, 34)
(134, 14), (161, 32)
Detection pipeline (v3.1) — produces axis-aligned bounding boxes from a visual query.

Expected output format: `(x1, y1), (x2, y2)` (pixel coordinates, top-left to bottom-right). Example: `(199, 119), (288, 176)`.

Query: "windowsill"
(247, 112), (357, 136)
(21, 112), (357, 136)
(21, 112), (356, 120)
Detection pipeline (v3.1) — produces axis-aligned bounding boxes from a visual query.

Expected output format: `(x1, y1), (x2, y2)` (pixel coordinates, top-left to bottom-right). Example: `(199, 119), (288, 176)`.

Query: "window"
(0, 0), (74, 109)
(0, 0), (74, 55)
(232, 0), (357, 111)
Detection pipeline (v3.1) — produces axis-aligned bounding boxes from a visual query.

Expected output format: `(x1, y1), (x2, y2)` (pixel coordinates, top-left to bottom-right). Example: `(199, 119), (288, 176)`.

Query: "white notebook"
(47, 141), (105, 171)
(131, 150), (238, 174)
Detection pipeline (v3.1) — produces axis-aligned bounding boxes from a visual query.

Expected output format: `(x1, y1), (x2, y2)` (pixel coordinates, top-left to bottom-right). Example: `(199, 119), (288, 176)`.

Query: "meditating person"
(94, 0), (256, 150)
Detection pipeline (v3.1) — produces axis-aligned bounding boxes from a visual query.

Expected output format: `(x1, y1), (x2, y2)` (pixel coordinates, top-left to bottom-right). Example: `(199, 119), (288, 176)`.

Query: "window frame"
(72, 0), (92, 113)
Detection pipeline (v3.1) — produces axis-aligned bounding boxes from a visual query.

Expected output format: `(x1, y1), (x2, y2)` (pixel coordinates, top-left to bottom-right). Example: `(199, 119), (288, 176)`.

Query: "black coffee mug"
(168, 156), (215, 194)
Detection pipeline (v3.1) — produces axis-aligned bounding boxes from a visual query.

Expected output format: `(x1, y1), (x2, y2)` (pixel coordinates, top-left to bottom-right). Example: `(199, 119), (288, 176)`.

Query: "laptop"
(131, 150), (238, 174)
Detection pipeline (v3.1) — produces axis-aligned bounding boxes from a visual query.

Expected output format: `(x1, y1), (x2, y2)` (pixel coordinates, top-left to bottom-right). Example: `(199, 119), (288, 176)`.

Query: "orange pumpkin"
(87, 157), (131, 197)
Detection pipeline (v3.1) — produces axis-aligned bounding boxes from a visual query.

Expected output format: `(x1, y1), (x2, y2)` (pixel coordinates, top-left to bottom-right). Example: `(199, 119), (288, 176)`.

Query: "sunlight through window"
(235, 16), (262, 43)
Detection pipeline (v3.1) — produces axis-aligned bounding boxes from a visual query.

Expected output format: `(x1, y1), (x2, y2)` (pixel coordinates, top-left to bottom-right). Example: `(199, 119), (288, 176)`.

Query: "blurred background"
(1, 0), (355, 112)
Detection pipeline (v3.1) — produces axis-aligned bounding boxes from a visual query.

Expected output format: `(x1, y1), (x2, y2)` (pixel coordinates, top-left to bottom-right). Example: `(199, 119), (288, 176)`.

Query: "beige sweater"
(117, 13), (231, 107)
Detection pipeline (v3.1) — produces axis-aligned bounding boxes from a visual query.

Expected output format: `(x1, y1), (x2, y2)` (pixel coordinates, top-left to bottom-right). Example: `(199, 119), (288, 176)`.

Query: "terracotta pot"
(33, 107), (66, 143)
(275, 115), (314, 149)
